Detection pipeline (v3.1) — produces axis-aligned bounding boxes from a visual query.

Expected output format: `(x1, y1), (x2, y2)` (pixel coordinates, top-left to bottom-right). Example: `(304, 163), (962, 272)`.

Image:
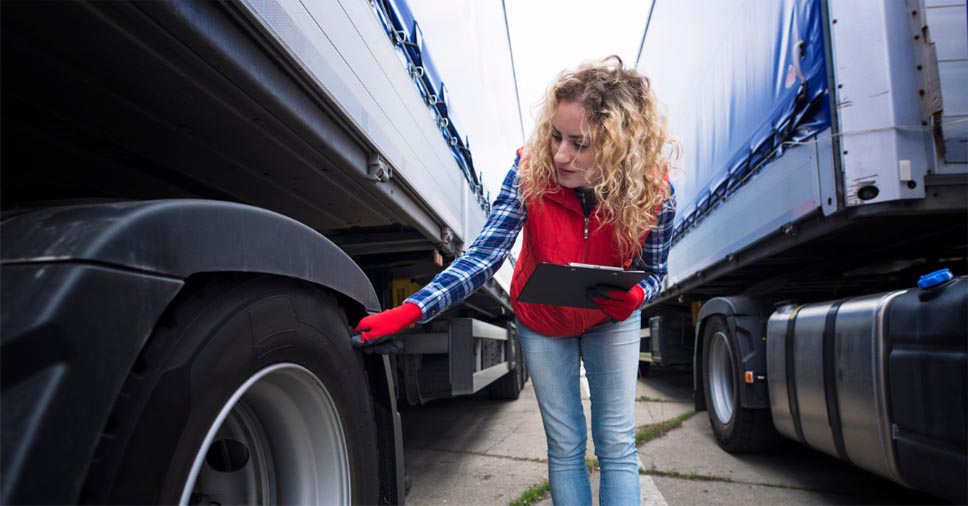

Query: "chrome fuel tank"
(767, 274), (967, 502)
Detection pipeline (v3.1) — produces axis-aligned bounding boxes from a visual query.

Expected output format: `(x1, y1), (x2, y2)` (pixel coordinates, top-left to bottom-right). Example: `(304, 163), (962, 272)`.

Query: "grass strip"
(635, 395), (675, 403)
(409, 446), (546, 464)
(644, 469), (733, 483)
(508, 411), (695, 505)
(635, 410), (696, 446)
(506, 459), (601, 506)
(509, 481), (550, 506)
(643, 469), (826, 494)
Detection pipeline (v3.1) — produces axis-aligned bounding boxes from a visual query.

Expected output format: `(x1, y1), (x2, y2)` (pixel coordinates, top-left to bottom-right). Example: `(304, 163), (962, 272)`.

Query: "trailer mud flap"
(695, 297), (770, 411)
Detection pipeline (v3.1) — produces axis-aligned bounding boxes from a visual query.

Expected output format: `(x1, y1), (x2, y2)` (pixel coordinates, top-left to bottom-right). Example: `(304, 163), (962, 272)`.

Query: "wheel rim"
(180, 363), (351, 505)
(709, 331), (736, 425)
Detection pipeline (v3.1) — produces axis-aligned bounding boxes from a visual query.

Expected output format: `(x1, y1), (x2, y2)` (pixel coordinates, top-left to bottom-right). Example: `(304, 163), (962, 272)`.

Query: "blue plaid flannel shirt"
(405, 157), (677, 323)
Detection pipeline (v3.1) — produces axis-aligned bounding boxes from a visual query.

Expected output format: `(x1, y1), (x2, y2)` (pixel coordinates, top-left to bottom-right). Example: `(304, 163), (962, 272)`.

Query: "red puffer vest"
(510, 152), (651, 337)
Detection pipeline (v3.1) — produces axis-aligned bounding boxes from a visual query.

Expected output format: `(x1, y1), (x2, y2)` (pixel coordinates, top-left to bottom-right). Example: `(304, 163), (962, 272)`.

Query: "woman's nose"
(554, 142), (571, 166)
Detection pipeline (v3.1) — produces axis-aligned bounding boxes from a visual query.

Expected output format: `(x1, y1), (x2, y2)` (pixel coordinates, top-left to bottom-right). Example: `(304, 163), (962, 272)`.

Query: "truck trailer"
(0, 0), (525, 504)
(637, 0), (967, 502)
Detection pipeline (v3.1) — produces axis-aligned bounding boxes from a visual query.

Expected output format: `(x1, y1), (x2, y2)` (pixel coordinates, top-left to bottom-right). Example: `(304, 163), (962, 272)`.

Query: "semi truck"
(0, 0), (525, 504)
(637, 0), (967, 502)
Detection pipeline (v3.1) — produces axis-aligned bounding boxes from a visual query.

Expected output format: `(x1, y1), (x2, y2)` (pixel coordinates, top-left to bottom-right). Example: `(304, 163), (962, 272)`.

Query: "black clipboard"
(517, 262), (647, 309)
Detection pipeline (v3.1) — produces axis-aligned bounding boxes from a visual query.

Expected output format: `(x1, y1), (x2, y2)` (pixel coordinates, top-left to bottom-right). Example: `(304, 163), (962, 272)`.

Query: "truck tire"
(488, 335), (527, 400)
(81, 275), (379, 505)
(702, 316), (778, 452)
(639, 361), (652, 377)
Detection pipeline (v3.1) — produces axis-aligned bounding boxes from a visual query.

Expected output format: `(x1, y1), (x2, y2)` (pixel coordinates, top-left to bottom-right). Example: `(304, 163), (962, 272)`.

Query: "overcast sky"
(407, 0), (655, 196)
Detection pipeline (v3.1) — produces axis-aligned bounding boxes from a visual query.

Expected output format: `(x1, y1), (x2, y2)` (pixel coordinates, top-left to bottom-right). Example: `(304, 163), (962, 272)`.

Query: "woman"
(356, 55), (677, 505)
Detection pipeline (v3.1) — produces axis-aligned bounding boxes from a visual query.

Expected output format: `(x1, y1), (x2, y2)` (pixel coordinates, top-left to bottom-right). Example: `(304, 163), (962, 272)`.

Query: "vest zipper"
(578, 189), (591, 261)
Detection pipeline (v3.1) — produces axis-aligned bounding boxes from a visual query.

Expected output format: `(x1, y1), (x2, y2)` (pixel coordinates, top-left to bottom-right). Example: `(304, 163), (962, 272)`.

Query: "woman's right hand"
(354, 302), (422, 344)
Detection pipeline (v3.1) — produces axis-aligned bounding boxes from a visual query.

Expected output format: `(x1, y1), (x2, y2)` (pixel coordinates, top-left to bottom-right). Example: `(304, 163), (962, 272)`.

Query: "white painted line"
(643, 475), (668, 506)
(580, 360), (590, 399)
(639, 454), (667, 505)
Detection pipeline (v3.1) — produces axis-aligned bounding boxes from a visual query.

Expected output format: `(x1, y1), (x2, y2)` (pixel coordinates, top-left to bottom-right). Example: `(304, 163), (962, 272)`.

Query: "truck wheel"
(81, 275), (379, 505)
(488, 334), (526, 400)
(702, 316), (777, 452)
(639, 361), (652, 377)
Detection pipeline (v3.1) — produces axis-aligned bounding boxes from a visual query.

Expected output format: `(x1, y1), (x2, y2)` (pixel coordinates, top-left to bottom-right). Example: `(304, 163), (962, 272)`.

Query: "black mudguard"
(694, 296), (770, 411)
(2, 200), (380, 312)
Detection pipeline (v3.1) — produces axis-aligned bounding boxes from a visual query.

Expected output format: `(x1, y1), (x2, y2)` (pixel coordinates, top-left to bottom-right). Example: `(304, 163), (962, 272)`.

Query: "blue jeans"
(518, 313), (641, 506)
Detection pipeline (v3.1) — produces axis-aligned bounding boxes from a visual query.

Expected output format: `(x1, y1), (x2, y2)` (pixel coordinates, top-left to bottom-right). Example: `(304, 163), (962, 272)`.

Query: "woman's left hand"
(590, 285), (645, 321)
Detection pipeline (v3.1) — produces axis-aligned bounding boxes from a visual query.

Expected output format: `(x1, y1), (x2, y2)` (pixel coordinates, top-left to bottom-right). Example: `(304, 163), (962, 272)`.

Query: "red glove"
(591, 285), (645, 321)
(354, 302), (422, 343)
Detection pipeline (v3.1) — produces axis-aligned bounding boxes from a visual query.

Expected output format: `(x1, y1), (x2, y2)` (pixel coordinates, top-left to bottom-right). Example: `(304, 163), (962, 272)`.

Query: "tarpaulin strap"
(785, 305), (807, 444)
(822, 299), (852, 465)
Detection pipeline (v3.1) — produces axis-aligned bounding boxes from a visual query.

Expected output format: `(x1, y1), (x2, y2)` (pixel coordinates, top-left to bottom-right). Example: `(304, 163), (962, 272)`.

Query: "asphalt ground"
(399, 366), (946, 505)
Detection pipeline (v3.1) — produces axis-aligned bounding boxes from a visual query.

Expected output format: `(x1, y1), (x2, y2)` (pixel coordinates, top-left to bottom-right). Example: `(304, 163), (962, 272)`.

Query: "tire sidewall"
(702, 316), (740, 444)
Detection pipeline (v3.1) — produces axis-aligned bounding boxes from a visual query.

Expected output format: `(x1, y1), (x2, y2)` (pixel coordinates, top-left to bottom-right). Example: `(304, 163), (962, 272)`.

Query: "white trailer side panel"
(238, 0), (485, 246)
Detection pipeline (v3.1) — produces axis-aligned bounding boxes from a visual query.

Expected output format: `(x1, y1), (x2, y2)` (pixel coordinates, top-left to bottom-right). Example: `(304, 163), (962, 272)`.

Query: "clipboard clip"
(568, 262), (624, 272)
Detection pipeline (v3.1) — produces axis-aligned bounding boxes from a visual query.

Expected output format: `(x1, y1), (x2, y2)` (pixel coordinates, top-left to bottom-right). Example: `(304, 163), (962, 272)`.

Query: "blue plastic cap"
(918, 268), (954, 289)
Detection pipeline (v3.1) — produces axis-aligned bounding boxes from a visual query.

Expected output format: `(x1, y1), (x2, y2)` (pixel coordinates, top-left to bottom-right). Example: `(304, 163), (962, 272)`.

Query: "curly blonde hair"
(520, 55), (680, 260)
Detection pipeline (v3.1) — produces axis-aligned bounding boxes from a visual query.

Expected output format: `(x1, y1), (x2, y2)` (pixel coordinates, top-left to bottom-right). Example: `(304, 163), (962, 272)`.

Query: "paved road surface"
(400, 366), (945, 505)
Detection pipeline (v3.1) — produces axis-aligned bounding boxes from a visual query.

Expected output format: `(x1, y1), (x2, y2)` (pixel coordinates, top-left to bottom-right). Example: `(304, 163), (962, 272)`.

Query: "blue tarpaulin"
(637, 0), (830, 243)
(371, 0), (487, 211)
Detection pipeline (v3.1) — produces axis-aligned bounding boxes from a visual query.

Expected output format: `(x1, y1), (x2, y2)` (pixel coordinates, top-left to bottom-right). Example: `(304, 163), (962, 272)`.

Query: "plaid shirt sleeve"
(405, 160), (525, 322)
(633, 183), (677, 305)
